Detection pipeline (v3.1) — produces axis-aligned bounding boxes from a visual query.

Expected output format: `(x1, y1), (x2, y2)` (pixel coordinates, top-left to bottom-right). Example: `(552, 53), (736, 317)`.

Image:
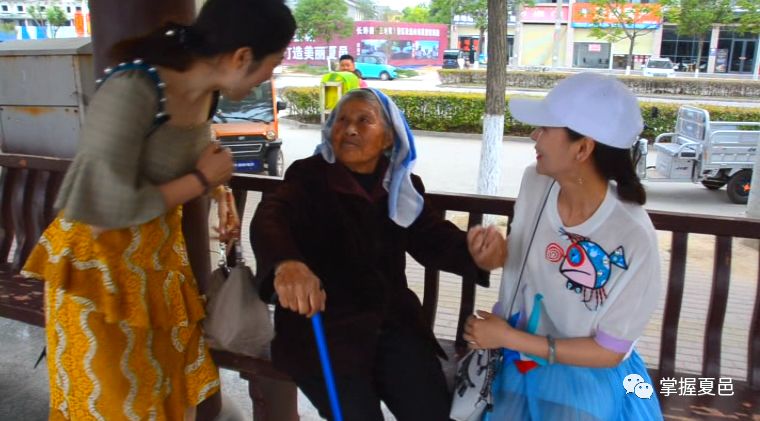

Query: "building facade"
(452, 0), (757, 74)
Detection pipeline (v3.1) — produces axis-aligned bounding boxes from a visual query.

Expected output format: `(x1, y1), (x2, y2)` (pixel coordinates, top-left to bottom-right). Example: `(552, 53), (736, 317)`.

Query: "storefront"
(659, 25), (710, 72)
(516, 4), (569, 67)
(716, 29), (756, 74)
(659, 25), (757, 74)
(573, 41), (610, 69)
(458, 35), (481, 64)
(571, 2), (661, 70)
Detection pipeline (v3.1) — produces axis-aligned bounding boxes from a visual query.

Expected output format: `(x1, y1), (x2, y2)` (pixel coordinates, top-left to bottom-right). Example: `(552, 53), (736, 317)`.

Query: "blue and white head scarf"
(317, 88), (424, 228)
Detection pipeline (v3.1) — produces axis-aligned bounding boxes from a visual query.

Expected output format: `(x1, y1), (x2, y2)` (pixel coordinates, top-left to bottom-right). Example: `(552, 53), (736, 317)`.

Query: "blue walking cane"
(311, 312), (344, 421)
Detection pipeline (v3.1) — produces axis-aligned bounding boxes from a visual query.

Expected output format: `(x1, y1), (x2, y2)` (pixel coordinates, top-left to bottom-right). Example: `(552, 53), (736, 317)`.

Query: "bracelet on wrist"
(547, 334), (557, 365)
(191, 169), (211, 194)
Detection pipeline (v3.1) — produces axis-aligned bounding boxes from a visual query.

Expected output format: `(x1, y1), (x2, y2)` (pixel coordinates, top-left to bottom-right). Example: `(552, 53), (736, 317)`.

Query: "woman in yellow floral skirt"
(21, 0), (296, 419)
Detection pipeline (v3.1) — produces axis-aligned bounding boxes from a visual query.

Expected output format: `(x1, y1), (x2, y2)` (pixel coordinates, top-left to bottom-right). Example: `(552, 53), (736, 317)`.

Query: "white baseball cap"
(508, 72), (644, 149)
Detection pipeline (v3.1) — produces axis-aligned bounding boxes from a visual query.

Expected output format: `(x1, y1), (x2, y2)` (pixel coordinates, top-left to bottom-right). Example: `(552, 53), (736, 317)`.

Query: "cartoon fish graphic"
(559, 230), (628, 310)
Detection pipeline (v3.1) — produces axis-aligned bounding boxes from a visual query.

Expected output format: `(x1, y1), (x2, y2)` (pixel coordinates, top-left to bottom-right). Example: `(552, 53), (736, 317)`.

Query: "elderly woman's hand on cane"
(274, 260), (326, 317)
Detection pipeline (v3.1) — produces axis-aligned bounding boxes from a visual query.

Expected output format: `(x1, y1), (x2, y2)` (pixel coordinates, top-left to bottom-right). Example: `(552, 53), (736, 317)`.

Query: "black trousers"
(296, 328), (451, 421)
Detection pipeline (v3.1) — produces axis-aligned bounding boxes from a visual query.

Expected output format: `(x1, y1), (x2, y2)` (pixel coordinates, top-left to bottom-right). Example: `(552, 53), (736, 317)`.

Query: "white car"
(642, 58), (676, 78)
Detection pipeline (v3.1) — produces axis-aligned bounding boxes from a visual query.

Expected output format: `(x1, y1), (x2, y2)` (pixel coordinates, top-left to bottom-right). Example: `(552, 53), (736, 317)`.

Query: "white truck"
(633, 106), (760, 204)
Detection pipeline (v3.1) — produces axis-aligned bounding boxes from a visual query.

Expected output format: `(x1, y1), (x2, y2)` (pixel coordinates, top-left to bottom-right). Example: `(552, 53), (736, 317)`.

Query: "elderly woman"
(251, 88), (505, 420)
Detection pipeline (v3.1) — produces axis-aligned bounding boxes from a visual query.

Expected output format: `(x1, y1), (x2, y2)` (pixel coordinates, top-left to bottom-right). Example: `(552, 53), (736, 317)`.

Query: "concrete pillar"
(707, 24), (720, 74)
(566, 0), (575, 67)
(514, 4), (524, 66)
(551, 0), (563, 68)
(652, 25), (663, 58)
(89, 0), (195, 72)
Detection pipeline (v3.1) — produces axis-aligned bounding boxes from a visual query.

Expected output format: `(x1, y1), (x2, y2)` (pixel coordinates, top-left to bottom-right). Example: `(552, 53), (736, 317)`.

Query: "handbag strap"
(506, 179), (556, 318)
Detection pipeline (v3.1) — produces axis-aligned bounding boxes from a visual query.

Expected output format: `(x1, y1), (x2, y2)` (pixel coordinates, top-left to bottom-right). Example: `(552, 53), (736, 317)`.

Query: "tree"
(46, 5), (68, 38)
(586, 0), (661, 74)
(355, 0), (378, 20)
(429, 0), (454, 24)
(25, 5), (47, 28)
(401, 5), (431, 23)
(477, 0), (507, 199)
(660, 0), (733, 76)
(293, 0), (354, 70)
(457, 0), (488, 56)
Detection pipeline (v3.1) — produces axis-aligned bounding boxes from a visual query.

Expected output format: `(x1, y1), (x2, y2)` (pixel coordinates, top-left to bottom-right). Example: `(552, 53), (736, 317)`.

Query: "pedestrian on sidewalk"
(251, 88), (506, 420)
(464, 72), (663, 420)
(20, 0), (295, 419)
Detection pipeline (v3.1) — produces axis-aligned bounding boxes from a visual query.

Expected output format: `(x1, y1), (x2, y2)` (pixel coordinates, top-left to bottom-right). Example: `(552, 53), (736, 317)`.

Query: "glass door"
(730, 40), (756, 73)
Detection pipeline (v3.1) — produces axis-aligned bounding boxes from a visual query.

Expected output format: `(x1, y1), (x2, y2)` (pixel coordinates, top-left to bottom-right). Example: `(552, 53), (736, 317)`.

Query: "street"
(278, 122), (752, 219)
(275, 69), (760, 109)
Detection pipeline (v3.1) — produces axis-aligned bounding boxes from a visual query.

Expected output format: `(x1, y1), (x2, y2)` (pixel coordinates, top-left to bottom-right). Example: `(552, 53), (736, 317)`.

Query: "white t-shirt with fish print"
(496, 164), (661, 357)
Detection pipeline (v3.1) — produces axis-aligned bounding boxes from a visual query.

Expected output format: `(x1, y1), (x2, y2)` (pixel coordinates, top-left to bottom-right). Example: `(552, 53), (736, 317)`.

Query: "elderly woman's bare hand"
(274, 260), (326, 317)
(467, 225), (507, 271)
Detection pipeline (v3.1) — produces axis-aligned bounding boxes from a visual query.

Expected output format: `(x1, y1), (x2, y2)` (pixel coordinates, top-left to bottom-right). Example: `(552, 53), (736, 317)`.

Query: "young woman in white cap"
(464, 72), (663, 420)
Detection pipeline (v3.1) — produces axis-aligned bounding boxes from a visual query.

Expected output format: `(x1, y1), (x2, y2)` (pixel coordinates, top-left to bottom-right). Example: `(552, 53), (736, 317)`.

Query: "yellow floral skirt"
(22, 207), (220, 420)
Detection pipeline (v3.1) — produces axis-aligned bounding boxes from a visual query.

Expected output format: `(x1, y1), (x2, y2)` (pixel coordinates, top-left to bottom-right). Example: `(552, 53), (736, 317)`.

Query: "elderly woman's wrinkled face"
(331, 98), (392, 174)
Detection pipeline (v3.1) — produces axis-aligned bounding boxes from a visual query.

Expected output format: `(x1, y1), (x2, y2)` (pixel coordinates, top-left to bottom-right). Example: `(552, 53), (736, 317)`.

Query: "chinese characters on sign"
(286, 45), (349, 61)
(355, 26), (441, 37)
(520, 5), (570, 24)
(284, 21), (448, 67)
(572, 3), (662, 29)
(659, 377), (734, 397)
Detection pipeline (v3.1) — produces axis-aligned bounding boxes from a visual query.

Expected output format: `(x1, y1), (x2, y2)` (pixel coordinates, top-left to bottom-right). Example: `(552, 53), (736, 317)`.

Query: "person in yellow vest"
(339, 54), (369, 88)
(321, 70), (362, 115)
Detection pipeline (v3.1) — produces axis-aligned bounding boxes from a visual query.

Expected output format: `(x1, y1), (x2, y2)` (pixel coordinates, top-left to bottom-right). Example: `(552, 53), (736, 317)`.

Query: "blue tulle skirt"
(488, 350), (663, 421)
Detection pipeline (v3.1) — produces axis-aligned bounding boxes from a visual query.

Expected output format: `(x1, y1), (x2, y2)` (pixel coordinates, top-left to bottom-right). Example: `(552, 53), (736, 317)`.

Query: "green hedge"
(438, 70), (760, 98)
(282, 87), (760, 140)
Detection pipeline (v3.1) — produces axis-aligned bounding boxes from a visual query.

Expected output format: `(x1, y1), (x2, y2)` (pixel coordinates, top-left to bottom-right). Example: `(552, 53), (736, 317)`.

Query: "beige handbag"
(204, 240), (274, 358)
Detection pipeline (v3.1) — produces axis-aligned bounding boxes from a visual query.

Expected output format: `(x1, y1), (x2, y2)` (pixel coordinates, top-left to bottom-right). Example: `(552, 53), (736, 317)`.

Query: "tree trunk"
(695, 35), (704, 78)
(626, 34), (636, 75)
(477, 0), (507, 200)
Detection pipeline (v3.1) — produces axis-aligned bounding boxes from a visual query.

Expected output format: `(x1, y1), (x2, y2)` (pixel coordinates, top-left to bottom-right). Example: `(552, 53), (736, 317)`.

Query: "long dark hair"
(566, 128), (646, 205)
(110, 0), (296, 71)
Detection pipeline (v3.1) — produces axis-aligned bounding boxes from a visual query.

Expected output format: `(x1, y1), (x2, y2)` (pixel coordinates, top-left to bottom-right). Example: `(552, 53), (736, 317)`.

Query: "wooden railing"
(231, 173), (760, 392)
(1, 156), (759, 418)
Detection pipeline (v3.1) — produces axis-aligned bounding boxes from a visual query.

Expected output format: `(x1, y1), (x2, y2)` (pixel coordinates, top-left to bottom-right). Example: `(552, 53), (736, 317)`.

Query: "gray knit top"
(55, 69), (212, 228)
